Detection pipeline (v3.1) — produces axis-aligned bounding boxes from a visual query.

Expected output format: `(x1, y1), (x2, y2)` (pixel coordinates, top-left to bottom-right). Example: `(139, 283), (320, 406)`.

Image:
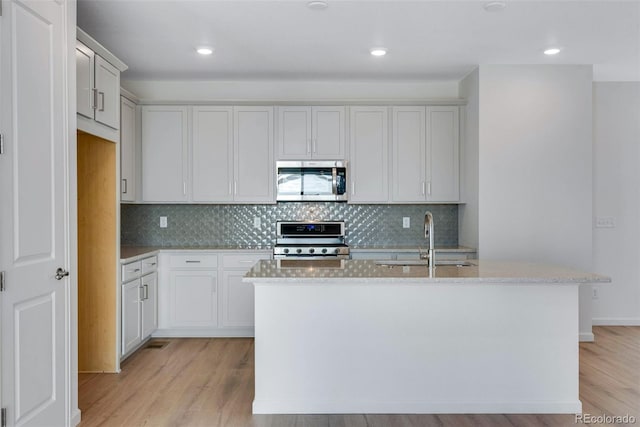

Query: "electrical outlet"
(159, 216), (168, 228)
(592, 287), (599, 299)
(253, 217), (261, 229)
(402, 217), (410, 228)
(595, 217), (616, 228)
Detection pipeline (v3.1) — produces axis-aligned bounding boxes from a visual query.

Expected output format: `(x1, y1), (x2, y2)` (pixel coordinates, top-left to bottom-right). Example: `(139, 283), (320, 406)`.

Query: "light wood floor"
(78, 326), (639, 427)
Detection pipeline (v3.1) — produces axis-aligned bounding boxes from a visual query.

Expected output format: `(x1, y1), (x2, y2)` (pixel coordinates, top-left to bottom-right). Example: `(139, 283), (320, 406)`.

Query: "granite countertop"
(243, 259), (611, 284)
(120, 245), (477, 263)
(349, 245), (476, 253)
(120, 245), (272, 263)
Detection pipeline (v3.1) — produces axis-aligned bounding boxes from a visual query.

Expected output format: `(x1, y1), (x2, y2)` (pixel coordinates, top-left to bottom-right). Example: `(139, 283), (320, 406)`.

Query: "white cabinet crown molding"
(77, 27), (128, 72)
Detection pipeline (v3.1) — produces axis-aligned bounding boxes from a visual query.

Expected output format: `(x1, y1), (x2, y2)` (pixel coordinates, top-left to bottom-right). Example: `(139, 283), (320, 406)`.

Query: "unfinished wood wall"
(77, 130), (117, 372)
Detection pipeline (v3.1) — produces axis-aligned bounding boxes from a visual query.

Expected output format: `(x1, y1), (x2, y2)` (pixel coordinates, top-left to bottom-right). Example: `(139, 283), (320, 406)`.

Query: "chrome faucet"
(422, 211), (435, 268)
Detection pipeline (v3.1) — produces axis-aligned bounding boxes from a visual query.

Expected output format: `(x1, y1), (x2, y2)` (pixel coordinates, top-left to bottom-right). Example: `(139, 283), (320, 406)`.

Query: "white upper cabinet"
(349, 106), (389, 203)
(76, 30), (127, 142)
(277, 106), (345, 160)
(391, 107), (426, 202)
(94, 56), (120, 129)
(390, 106), (459, 203)
(426, 106), (460, 202)
(76, 43), (95, 120)
(192, 107), (234, 202)
(234, 107), (275, 203)
(120, 96), (136, 202)
(141, 106), (189, 202)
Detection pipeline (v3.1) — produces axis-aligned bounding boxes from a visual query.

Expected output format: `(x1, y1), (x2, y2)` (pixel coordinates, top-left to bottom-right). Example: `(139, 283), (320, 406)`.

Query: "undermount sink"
(374, 260), (475, 267)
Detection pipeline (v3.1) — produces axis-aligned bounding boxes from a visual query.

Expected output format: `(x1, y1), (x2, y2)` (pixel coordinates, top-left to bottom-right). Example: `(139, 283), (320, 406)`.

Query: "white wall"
(121, 79), (460, 103)
(458, 68), (479, 250)
(592, 82), (640, 325)
(477, 65), (595, 340)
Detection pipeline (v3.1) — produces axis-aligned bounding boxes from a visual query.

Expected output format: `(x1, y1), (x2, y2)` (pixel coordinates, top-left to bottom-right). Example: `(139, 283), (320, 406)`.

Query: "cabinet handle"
(130, 268), (141, 272)
(234, 181), (237, 195)
(139, 286), (144, 301)
(421, 181), (425, 196)
(185, 260), (201, 264)
(313, 138), (317, 154)
(427, 181), (432, 196)
(238, 260), (255, 264)
(91, 88), (98, 110)
(122, 179), (128, 194)
(351, 182), (355, 195)
(98, 91), (105, 112)
(183, 182), (187, 195)
(144, 284), (149, 300)
(228, 182), (232, 196)
(307, 139), (311, 154)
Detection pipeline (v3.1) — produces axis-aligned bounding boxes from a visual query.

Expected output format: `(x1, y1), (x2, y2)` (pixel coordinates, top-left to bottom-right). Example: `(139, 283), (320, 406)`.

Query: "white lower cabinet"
(168, 270), (218, 328)
(122, 279), (142, 355)
(157, 250), (270, 337)
(121, 256), (158, 358)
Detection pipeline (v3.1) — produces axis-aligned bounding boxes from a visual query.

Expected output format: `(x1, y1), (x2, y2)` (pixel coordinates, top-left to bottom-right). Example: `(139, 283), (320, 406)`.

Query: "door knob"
(55, 268), (70, 280)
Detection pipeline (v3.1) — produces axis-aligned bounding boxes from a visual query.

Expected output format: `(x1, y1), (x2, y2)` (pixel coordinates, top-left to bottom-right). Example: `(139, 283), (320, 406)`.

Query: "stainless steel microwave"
(276, 161), (348, 202)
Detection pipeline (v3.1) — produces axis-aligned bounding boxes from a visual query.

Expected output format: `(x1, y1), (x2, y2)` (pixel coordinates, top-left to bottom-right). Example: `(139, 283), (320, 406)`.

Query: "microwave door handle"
(332, 167), (338, 196)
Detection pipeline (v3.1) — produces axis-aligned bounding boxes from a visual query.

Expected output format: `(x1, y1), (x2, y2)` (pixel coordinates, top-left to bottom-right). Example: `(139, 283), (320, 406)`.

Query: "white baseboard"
(592, 317), (640, 326)
(252, 399), (582, 415)
(70, 408), (81, 427)
(152, 328), (254, 338)
(579, 332), (595, 342)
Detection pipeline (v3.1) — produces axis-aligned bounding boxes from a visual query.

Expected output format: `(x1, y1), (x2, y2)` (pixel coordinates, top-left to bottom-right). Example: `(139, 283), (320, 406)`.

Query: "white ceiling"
(77, 0), (640, 82)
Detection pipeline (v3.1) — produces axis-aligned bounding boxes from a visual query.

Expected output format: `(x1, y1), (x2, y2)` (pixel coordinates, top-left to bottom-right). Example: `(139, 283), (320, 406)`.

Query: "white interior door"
(0, 1), (69, 426)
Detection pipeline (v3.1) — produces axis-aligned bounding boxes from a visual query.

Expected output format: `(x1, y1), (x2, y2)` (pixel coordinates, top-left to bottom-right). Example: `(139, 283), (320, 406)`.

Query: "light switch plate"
(160, 216), (167, 228)
(402, 217), (410, 228)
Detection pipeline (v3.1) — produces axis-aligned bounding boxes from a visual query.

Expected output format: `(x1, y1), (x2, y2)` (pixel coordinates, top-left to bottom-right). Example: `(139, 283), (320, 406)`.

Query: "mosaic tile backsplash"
(121, 203), (458, 248)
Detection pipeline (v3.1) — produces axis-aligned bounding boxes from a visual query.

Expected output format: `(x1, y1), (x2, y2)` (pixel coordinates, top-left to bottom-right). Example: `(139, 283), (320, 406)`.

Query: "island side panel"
(253, 281), (581, 414)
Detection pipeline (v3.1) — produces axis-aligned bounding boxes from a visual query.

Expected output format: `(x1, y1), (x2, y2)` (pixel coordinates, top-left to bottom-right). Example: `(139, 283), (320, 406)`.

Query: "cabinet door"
(312, 106), (345, 159)
(120, 96), (136, 202)
(349, 106), (389, 203)
(426, 106), (459, 202)
(141, 106), (189, 202)
(76, 42), (94, 119)
(141, 272), (158, 339)
(192, 106), (234, 202)
(277, 106), (312, 159)
(168, 270), (218, 327)
(391, 107), (426, 202)
(94, 55), (120, 129)
(122, 279), (142, 355)
(221, 271), (255, 328)
(234, 107), (274, 202)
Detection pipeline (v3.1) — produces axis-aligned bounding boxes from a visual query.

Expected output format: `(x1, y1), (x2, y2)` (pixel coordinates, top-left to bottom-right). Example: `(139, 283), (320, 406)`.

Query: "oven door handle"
(332, 167), (337, 197)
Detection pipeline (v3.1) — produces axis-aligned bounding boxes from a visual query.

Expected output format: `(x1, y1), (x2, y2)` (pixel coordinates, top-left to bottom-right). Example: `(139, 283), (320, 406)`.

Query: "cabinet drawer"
(169, 254), (218, 269)
(141, 256), (158, 275)
(122, 261), (142, 282)
(222, 253), (270, 269)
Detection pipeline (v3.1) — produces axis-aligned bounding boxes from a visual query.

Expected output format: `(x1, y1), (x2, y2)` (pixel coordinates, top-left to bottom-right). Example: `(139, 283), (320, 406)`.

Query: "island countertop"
(244, 259), (610, 284)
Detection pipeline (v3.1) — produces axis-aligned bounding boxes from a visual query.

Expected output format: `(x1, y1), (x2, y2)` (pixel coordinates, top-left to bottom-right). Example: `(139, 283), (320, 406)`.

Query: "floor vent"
(145, 340), (170, 349)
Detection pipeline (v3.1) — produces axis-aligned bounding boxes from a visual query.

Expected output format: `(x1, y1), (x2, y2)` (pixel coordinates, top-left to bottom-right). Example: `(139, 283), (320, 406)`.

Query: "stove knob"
(283, 248), (289, 254)
(308, 248), (315, 254)
(296, 248), (302, 254)
(334, 248), (340, 254)
(321, 248), (328, 254)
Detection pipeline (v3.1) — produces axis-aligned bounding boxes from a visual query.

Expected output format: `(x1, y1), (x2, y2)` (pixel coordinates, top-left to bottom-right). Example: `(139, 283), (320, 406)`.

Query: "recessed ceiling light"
(370, 47), (387, 57)
(544, 48), (561, 56)
(483, 1), (506, 12)
(196, 47), (213, 55)
(307, 1), (328, 10)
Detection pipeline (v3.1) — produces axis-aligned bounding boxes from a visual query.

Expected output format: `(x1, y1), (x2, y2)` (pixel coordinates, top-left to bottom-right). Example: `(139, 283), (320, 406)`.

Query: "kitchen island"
(244, 259), (609, 415)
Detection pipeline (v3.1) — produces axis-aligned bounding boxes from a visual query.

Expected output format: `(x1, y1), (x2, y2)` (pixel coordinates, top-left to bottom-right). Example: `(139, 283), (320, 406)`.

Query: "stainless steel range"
(273, 221), (350, 259)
